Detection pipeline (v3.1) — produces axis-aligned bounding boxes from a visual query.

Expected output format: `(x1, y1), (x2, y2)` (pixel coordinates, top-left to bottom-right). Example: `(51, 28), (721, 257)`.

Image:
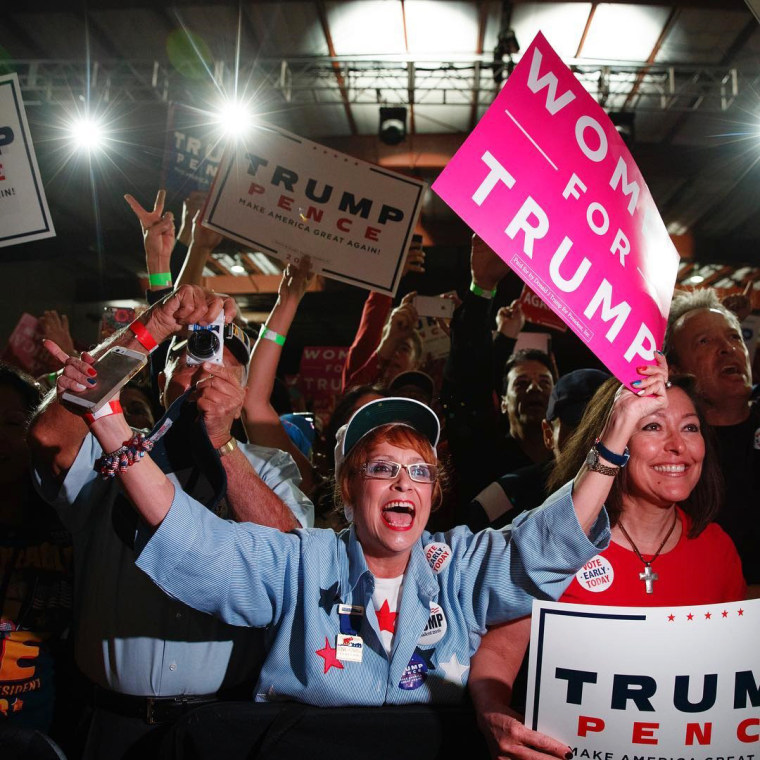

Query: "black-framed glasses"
(361, 460), (438, 484)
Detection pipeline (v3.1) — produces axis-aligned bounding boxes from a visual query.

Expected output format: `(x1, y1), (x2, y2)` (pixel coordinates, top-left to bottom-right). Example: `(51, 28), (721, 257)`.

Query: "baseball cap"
(334, 396), (440, 477)
(545, 369), (609, 427)
(388, 370), (436, 403)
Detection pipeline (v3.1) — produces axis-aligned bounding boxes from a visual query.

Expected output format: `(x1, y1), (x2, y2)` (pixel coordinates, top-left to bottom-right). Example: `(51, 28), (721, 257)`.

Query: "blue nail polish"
(631, 380), (642, 387)
(87, 378), (96, 385)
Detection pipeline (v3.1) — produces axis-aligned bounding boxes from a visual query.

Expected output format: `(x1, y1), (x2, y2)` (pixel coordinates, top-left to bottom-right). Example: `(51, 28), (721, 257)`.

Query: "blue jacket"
(136, 481), (608, 706)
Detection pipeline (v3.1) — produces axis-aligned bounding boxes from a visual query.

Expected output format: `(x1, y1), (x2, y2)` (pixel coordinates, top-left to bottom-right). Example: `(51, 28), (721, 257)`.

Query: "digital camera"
(186, 312), (225, 366)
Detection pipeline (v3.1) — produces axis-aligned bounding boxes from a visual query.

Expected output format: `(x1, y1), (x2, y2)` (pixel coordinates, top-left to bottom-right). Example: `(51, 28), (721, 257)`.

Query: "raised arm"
(242, 258), (319, 496)
(571, 353), (668, 534)
(125, 189), (176, 294)
(29, 286), (235, 482)
(176, 209), (223, 288)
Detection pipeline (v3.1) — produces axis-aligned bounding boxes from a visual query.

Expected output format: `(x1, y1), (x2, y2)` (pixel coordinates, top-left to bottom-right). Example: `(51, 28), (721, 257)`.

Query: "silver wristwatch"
(585, 447), (620, 477)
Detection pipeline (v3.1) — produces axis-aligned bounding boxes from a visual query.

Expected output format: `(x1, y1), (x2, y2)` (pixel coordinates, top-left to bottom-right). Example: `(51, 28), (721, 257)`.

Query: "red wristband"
(84, 399), (123, 426)
(129, 320), (158, 353)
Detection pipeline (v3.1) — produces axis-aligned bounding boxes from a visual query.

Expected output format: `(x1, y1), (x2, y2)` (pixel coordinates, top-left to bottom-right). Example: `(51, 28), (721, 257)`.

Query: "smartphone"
(414, 295), (455, 319)
(61, 346), (147, 412)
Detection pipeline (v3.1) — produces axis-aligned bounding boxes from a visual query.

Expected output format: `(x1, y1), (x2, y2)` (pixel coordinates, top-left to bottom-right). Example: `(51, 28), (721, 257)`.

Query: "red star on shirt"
(722, 610), (729, 618)
(686, 613), (694, 621)
(667, 614), (675, 622)
(704, 612), (712, 620)
(376, 599), (397, 633)
(316, 637), (344, 674)
(738, 609), (744, 616)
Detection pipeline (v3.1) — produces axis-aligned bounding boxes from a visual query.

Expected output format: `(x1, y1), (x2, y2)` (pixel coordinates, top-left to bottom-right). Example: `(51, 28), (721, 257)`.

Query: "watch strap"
(217, 437), (238, 457)
(585, 448), (620, 477)
(594, 438), (630, 467)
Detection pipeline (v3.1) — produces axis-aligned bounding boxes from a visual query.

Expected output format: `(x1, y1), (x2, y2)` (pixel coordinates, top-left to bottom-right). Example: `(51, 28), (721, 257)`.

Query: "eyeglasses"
(361, 460), (438, 484)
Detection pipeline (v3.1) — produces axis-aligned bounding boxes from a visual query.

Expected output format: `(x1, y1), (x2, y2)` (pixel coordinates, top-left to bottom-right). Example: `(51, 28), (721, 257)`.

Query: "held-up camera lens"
(187, 329), (220, 361)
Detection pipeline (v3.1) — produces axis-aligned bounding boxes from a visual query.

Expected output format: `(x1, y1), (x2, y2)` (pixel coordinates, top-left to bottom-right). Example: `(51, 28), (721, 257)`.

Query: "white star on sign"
(439, 653), (470, 685)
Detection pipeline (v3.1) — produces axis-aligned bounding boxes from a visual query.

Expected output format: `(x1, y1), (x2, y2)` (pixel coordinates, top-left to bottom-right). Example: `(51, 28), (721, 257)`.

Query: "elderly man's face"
(669, 308), (751, 408)
(161, 344), (244, 409)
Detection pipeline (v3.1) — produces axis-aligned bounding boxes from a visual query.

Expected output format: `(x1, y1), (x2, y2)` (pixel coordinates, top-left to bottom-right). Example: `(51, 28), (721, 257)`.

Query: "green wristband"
(259, 325), (286, 346)
(149, 272), (172, 287)
(470, 281), (497, 299)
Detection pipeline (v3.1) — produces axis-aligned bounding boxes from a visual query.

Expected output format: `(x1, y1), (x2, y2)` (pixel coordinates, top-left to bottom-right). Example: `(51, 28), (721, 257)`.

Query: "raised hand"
(496, 300), (525, 340)
(278, 256), (314, 307)
(471, 233), (511, 291)
(145, 285), (237, 344)
(125, 189), (176, 268)
(194, 362), (246, 449)
(43, 340), (97, 400)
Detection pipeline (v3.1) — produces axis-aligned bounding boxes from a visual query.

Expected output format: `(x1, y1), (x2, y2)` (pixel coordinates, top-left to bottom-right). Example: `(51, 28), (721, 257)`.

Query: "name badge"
(336, 633), (364, 663)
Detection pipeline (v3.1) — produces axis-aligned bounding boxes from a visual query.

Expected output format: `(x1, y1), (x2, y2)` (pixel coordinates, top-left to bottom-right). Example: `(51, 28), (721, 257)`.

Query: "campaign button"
(575, 554), (614, 593)
(418, 602), (447, 645)
(423, 542), (453, 574)
(398, 651), (428, 690)
(336, 633), (364, 663)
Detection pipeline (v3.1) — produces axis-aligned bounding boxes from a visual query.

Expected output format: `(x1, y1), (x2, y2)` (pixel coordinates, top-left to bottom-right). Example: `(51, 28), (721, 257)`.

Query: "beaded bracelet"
(95, 433), (155, 479)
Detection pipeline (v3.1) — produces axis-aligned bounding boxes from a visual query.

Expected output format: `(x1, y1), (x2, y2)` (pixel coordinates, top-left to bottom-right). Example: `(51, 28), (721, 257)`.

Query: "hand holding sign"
(433, 33), (679, 388)
(470, 234), (512, 292)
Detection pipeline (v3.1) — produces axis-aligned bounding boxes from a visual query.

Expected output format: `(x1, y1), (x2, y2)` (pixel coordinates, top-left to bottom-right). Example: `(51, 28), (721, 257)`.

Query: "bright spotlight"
(216, 100), (253, 137)
(68, 116), (108, 153)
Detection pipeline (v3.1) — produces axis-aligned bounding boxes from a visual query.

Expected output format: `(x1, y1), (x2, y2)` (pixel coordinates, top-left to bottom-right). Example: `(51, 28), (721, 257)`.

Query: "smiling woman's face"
(343, 427), (436, 578)
(624, 387), (705, 510)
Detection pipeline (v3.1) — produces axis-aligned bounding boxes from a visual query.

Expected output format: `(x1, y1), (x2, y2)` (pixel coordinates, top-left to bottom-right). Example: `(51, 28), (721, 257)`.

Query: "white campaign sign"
(0, 73), (55, 247)
(526, 600), (760, 757)
(204, 123), (426, 296)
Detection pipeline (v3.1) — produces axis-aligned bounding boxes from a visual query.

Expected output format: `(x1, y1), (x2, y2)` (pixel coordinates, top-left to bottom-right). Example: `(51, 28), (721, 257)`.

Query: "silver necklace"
(617, 510), (678, 594)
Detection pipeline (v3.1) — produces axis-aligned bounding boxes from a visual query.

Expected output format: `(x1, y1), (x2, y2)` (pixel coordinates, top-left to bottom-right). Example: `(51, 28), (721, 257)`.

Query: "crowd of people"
(0, 187), (755, 760)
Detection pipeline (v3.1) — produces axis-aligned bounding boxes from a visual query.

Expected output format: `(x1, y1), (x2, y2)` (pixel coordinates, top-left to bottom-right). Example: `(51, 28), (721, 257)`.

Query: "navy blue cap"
(545, 369), (609, 426)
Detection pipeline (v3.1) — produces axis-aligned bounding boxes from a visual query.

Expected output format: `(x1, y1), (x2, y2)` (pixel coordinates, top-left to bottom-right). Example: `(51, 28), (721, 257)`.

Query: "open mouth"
(652, 463), (688, 476)
(382, 501), (415, 531)
(720, 365), (745, 377)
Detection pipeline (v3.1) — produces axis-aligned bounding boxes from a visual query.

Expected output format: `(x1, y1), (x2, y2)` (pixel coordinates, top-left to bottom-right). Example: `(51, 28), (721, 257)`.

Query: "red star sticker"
(722, 610), (729, 618)
(686, 613), (694, 621)
(667, 614), (675, 622)
(316, 637), (344, 674)
(704, 612), (712, 620)
(376, 599), (397, 634)
(738, 609), (744, 616)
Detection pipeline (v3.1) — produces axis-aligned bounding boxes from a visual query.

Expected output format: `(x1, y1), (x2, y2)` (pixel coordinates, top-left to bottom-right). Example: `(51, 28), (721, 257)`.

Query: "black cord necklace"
(617, 509), (678, 594)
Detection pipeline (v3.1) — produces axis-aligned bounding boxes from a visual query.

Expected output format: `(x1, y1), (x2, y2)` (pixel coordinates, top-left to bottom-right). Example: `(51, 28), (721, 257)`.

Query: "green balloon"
(166, 29), (213, 81)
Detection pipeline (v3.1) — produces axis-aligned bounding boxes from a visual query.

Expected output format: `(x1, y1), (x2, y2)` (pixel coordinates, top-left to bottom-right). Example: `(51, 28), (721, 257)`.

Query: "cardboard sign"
(162, 103), (222, 194)
(526, 599), (759, 755)
(433, 33), (679, 388)
(520, 285), (568, 332)
(2, 312), (39, 372)
(204, 123), (425, 296)
(0, 74), (55, 248)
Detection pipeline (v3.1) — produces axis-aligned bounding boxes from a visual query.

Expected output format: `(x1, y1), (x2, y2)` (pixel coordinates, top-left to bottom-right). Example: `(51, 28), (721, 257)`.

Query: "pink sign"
(2, 313), (39, 372)
(433, 32), (679, 387)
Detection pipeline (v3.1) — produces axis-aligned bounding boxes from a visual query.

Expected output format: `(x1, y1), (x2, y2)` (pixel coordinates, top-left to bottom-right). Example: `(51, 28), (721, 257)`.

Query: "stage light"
(68, 116), (108, 153)
(229, 263), (246, 274)
(216, 99), (254, 137)
(379, 106), (407, 146)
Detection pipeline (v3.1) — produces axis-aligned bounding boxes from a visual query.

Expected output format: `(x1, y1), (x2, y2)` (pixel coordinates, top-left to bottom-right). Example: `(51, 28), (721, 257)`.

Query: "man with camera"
(29, 284), (313, 759)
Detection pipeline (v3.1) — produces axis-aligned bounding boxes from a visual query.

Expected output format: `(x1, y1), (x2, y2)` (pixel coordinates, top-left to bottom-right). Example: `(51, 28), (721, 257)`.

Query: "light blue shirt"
(136, 481), (608, 705)
(35, 431), (312, 697)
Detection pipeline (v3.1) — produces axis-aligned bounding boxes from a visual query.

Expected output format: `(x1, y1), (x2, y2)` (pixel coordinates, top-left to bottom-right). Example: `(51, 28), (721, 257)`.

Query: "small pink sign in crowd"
(433, 32), (679, 386)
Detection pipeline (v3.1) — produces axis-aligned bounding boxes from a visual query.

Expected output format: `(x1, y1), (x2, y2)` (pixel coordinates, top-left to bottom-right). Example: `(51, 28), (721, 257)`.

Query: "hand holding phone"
(413, 295), (455, 320)
(60, 347), (147, 412)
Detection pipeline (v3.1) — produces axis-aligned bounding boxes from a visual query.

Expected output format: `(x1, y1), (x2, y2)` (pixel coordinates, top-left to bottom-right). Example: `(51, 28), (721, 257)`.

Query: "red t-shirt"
(560, 509), (746, 606)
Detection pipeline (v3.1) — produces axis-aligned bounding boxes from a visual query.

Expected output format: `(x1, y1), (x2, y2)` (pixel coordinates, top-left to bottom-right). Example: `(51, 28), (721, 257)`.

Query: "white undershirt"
(372, 575), (404, 656)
